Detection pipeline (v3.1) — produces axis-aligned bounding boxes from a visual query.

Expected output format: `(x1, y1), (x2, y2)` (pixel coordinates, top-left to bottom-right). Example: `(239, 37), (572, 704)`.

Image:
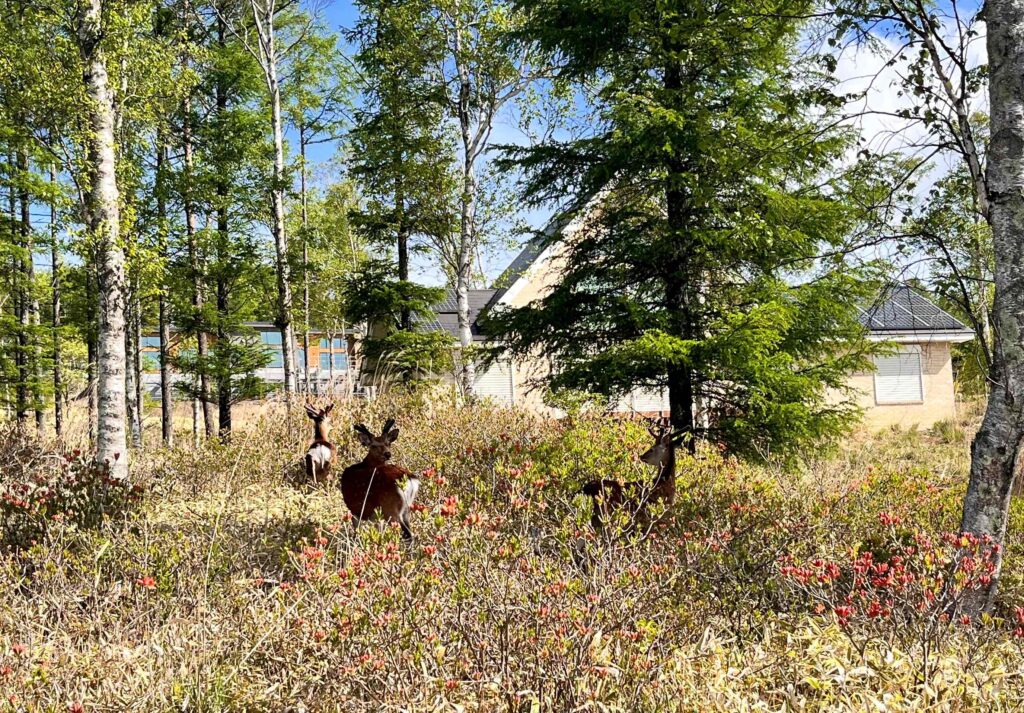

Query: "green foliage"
(902, 168), (992, 396)
(346, 0), (457, 276)
(487, 0), (887, 459)
(344, 260), (454, 380)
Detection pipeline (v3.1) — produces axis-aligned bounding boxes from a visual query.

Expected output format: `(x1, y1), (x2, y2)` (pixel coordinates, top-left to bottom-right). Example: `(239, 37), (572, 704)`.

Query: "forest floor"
(2, 395), (1023, 711)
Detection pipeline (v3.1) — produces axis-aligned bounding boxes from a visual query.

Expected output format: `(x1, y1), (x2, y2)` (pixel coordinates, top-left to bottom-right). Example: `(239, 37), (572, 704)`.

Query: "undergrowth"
(0, 395), (1022, 711)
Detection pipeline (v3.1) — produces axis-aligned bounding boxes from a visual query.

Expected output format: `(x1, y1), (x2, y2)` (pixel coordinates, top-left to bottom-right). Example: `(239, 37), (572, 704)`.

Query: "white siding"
(873, 346), (924, 404)
(612, 387), (670, 413)
(474, 361), (514, 406)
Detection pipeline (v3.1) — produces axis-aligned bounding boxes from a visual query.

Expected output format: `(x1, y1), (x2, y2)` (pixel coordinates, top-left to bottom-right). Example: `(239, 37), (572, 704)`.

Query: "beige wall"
(494, 223), (962, 429)
(847, 341), (957, 429)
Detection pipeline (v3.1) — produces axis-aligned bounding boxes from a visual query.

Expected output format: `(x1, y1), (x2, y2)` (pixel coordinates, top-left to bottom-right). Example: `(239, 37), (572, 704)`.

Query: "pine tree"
(486, 0), (884, 458)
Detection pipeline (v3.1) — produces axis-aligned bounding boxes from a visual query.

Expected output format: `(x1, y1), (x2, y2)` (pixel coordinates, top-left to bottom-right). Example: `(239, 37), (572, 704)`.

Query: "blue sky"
(294, 0), (554, 287)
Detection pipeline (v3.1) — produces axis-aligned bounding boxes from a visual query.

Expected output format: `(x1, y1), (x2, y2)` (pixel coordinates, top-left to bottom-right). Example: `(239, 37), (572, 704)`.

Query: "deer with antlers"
(340, 418), (421, 542)
(580, 417), (681, 531)
(304, 403), (337, 485)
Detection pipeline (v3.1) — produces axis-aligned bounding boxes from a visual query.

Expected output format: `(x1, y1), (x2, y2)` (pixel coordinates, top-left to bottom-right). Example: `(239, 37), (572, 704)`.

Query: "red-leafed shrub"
(0, 428), (142, 551)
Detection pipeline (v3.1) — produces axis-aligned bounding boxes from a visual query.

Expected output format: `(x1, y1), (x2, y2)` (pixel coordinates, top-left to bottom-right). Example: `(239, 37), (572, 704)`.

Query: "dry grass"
(2, 396), (1023, 711)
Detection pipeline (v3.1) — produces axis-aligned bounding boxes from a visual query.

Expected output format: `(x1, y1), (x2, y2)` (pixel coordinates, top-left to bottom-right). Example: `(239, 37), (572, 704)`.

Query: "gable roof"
(858, 284), (972, 334)
(422, 289), (498, 342)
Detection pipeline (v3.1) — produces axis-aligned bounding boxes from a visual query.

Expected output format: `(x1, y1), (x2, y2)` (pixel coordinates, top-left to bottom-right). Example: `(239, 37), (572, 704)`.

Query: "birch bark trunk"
(78, 0), (129, 479)
(455, 20), (477, 400)
(960, 0), (1024, 612)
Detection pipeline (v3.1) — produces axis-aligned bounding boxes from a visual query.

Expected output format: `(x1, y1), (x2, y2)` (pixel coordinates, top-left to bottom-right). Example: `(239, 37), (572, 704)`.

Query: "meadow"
(2, 396), (1023, 711)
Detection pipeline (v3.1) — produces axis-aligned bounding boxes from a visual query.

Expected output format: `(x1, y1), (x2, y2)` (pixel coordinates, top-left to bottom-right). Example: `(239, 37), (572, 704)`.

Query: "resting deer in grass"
(304, 403), (337, 484)
(340, 418), (421, 542)
(580, 417), (681, 531)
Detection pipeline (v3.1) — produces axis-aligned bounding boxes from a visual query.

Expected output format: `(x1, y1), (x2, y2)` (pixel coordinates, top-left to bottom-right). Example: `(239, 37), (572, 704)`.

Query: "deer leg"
(398, 515), (413, 543)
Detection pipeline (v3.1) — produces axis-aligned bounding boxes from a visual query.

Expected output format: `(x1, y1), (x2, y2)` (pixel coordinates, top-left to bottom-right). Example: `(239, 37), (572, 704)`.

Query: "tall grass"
(1, 395), (1022, 711)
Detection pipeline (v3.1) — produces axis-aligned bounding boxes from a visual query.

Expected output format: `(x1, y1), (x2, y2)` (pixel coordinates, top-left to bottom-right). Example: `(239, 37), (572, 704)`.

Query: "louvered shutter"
(474, 361), (514, 406)
(873, 348), (923, 404)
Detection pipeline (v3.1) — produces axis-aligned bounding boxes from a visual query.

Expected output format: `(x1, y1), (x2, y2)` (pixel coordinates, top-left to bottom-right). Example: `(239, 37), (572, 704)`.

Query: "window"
(873, 347), (924, 404)
(319, 336), (347, 349)
(141, 336), (162, 349)
(267, 349), (283, 368)
(260, 330), (282, 346)
(296, 349), (305, 369)
(319, 352), (348, 371)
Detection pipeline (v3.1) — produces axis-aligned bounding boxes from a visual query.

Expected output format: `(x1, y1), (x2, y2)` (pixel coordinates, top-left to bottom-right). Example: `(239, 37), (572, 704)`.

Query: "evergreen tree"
(486, 0), (885, 458)
(347, 0), (455, 322)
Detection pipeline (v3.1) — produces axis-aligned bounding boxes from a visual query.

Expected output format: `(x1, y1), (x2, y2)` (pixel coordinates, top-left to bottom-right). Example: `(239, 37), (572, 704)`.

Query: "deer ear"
(323, 403), (334, 416)
(305, 405), (319, 419)
(385, 428), (400, 443)
(354, 424), (373, 446)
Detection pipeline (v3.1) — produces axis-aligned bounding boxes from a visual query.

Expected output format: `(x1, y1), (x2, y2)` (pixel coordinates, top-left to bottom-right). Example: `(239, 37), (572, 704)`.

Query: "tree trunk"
(215, 19), (232, 439)
(268, 66), (297, 400)
(50, 163), (63, 439)
(9, 151), (28, 427)
(455, 45), (477, 400)
(663, 59), (696, 453)
(79, 0), (129, 479)
(181, 0), (215, 437)
(125, 309), (140, 447)
(156, 134), (174, 447)
(301, 124), (312, 394)
(396, 177), (411, 331)
(216, 276), (232, 438)
(960, 0), (1024, 612)
(18, 149), (44, 436)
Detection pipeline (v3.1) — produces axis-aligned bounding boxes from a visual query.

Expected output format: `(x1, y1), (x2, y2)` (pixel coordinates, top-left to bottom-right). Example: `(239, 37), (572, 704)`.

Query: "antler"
(645, 415), (670, 437)
(305, 404), (320, 419)
(353, 423), (373, 438)
(381, 417), (396, 435)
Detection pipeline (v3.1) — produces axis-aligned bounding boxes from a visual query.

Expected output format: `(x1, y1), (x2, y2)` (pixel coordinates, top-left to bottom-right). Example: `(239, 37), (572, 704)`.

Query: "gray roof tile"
(859, 285), (971, 333)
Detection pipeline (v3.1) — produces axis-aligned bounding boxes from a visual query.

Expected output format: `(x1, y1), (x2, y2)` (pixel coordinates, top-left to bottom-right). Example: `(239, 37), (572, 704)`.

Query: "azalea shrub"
(1, 396), (1023, 710)
(0, 427), (142, 552)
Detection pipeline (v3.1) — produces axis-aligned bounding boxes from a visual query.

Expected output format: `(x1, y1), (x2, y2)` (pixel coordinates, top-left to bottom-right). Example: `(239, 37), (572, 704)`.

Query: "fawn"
(340, 418), (421, 542)
(580, 418), (680, 530)
(304, 403), (337, 484)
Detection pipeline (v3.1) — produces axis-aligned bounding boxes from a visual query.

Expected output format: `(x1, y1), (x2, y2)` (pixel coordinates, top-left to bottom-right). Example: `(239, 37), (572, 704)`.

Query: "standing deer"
(304, 403), (337, 484)
(340, 418), (421, 542)
(580, 418), (680, 530)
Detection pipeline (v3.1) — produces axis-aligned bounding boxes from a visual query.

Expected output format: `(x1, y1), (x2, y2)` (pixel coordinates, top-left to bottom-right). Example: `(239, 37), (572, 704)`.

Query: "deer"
(340, 418), (421, 542)
(304, 403), (337, 484)
(579, 417), (681, 531)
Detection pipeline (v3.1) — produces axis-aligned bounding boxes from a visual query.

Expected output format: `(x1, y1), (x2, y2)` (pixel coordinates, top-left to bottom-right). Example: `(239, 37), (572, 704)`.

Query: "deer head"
(305, 403), (334, 440)
(354, 417), (399, 464)
(640, 417), (683, 473)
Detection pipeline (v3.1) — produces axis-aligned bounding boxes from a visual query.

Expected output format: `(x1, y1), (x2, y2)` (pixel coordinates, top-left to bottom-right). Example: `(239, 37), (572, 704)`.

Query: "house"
(423, 212), (974, 428)
(139, 322), (360, 398)
(852, 284), (975, 428)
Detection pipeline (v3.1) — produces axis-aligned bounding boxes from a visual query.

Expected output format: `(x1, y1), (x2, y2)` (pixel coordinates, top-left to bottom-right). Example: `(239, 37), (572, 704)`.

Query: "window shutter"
(873, 348), (923, 404)
(474, 361), (514, 406)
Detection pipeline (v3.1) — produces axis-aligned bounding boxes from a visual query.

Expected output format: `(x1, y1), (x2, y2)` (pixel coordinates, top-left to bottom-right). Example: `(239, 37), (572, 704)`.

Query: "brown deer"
(580, 418), (680, 530)
(304, 403), (337, 484)
(340, 418), (421, 542)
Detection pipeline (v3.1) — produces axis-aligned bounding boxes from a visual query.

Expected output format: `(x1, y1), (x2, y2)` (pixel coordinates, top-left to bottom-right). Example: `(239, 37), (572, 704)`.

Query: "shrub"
(0, 428), (142, 551)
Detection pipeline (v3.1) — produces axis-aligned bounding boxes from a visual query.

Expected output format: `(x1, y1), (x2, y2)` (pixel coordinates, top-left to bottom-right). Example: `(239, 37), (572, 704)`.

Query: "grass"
(1, 395), (1023, 711)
